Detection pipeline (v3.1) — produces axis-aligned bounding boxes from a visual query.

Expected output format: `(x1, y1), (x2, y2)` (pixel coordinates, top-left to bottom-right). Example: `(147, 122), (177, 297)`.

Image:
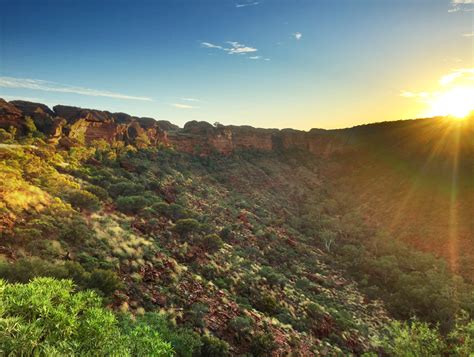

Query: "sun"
(425, 86), (474, 119)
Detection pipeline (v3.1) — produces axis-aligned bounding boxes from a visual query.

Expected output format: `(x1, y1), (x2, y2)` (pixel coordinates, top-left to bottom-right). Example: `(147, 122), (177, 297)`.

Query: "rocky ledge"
(0, 98), (346, 156)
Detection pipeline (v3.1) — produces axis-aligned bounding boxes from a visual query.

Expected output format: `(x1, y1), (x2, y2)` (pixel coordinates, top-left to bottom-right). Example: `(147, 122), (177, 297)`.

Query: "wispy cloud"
(449, 0), (474, 12)
(439, 68), (474, 85)
(0, 76), (152, 101)
(249, 56), (261, 60)
(400, 68), (474, 117)
(180, 97), (200, 102)
(235, 1), (260, 8)
(462, 32), (474, 37)
(171, 103), (198, 109)
(400, 91), (430, 98)
(226, 41), (258, 54)
(293, 32), (303, 40)
(201, 42), (224, 50)
(200, 41), (260, 56)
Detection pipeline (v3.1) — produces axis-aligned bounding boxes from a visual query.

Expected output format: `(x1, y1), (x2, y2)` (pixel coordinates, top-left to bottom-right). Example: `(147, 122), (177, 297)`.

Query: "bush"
(230, 316), (254, 342)
(0, 128), (14, 142)
(0, 278), (173, 356)
(174, 218), (201, 237)
(250, 332), (277, 356)
(186, 302), (209, 329)
(66, 189), (100, 211)
(87, 269), (123, 296)
(380, 320), (445, 356)
(85, 184), (109, 200)
(116, 195), (151, 214)
(254, 293), (280, 315)
(199, 335), (230, 356)
(260, 266), (286, 288)
(108, 181), (144, 198)
(120, 313), (202, 357)
(0, 258), (68, 283)
(200, 234), (224, 253)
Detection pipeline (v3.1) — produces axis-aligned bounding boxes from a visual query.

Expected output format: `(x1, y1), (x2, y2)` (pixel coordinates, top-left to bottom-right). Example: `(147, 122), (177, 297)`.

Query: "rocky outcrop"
(0, 99), (24, 133)
(0, 98), (347, 156)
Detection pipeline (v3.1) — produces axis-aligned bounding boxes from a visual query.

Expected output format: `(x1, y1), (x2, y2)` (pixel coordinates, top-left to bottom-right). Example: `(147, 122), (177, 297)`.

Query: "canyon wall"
(0, 98), (347, 155)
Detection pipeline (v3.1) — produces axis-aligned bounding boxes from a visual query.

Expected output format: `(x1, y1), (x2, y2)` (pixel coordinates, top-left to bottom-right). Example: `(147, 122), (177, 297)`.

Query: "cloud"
(0, 76), (152, 101)
(201, 42), (224, 50)
(439, 68), (474, 85)
(400, 91), (430, 98)
(201, 41), (258, 56)
(249, 56), (261, 60)
(293, 32), (302, 40)
(225, 41), (258, 54)
(235, 1), (260, 8)
(171, 103), (197, 109)
(400, 68), (474, 117)
(463, 32), (474, 37)
(449, 0), (474, 12)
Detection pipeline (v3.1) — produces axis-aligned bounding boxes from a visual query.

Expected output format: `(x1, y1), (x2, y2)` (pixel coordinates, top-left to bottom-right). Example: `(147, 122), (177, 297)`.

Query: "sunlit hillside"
(0, 99), (473, 355)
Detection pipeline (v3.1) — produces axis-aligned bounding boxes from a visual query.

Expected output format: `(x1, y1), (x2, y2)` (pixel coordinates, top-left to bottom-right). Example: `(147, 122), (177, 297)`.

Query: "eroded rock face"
(51, 105), (169, 147)
(0, 99), (24, 133)
(0, 98), (345, 156)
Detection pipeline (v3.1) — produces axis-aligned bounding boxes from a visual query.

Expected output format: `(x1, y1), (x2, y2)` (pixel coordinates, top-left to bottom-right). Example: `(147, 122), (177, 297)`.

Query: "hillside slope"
(1, 99), (473, 355)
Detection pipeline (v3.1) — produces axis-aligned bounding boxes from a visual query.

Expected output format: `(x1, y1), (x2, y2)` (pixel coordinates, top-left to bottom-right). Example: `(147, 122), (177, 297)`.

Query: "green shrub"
(108, 181), (144, 198)
(229, 316), (254, 341)
(250, 332), (277, 356)
(447, 312), (474, 356)
(0, 277), (172, 356)
(174, 218), (201, 237)
(87, 269), (123, 296)
(254, 293), (280, 315)
(0, 258), (68, 283)
(380, 320), (445, 356)
(120, 312), (202, 357)
(66, 189), (100, 211)
(260, 266), (286, 288)
(116, 195), (151, 214)
(199, 335), (230, 356)
(186, 302), (209, 329)
(0, 128), (14, 142)
(85, 184), (109, 200)
(200, 234), (224, 253)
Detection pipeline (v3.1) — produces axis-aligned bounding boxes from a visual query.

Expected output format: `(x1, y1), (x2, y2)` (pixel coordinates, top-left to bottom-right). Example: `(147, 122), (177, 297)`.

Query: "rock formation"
(0, 98), (347, 155)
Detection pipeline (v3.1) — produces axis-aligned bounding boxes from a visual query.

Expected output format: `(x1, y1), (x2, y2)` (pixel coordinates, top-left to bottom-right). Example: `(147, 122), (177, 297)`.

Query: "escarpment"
(0, 98), (348, 155)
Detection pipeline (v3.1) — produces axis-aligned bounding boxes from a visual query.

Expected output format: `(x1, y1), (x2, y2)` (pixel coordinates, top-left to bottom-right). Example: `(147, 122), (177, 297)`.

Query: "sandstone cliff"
(0, 98), (347, 155)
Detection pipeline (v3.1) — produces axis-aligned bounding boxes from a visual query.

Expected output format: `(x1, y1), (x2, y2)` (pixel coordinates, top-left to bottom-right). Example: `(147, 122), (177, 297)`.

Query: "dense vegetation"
(0, 116), (473, 355)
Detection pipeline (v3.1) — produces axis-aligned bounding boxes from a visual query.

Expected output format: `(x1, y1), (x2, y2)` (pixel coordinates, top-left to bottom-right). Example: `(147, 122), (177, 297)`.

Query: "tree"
(320, 229), (337, 252)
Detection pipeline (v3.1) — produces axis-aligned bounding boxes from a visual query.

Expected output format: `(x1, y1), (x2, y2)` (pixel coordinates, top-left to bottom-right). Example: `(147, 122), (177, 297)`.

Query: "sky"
(0, 0), (472, 130)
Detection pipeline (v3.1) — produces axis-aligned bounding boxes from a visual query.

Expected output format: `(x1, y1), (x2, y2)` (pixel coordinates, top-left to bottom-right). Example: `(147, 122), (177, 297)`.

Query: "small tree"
(320, 229), (337, 252)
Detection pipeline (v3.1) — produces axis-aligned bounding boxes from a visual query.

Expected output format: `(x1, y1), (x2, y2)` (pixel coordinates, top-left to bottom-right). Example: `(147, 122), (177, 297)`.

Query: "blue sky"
(0, 0), (472, 129)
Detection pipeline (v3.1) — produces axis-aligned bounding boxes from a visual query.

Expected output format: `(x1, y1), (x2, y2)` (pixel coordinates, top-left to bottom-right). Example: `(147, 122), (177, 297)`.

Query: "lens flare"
(425, 86), (474, 119)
